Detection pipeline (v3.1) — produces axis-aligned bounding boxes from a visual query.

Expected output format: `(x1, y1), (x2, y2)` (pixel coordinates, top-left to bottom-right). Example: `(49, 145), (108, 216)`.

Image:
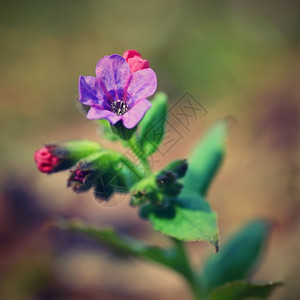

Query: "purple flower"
(78, 54), (157, 129)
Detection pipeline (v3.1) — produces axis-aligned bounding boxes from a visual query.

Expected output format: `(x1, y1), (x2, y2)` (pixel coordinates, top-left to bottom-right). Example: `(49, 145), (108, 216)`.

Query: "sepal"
(111, 120), (137, 140)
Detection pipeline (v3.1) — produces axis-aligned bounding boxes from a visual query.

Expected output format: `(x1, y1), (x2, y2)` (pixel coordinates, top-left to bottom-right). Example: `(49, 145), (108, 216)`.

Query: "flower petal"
(127, 68), (157, 103)
(122, 99), (152, 129)
(86, 107), (122, 124)
(95, 55), (131, 100)
(122, 49), (142, 60)
(127, 56), (149, 73)
(78, 75), (101, 105)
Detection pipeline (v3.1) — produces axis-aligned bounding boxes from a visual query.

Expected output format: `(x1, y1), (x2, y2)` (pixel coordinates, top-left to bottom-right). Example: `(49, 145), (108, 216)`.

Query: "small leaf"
(182, 119), (228, 196)
(55, 218), (182, 272)
(201, 220), (270, 292)
(208, 280), (283, 300)
(144, 195), (219, 250)
(138, 92), (168, 157)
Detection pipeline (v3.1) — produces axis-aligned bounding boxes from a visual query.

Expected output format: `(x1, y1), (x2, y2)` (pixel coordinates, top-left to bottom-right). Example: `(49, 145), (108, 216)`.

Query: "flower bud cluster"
(67, 152), (128, 200)
(130, 159), (188, 208)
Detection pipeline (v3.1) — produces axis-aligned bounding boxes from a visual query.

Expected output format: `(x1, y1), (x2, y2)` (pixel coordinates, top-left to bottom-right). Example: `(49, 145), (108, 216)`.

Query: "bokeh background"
(1, 0), (300, 299)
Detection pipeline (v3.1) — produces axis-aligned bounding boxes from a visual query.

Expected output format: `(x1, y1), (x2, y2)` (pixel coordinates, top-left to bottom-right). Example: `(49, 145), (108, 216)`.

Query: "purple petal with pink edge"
(127, 68), (157, 103)
(78, 76), (101, 105)
(86, 107), (122, 124)
(122, 99), (152, 129)
(95, 55), (131, 100)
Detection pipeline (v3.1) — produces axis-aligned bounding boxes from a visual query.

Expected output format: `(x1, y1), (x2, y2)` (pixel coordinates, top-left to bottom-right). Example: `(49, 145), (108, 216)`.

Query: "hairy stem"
(172, 239), (203, 300)
(119, 155), (144, 180)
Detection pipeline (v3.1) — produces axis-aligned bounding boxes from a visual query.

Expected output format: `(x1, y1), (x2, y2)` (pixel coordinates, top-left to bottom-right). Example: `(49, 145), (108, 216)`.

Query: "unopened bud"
(34, 140), (102, 174)
(34, 146), (60, 173)
(163, 159), (188, 178)
(68, 151), (128, 201)
(67, 162), (97, 193)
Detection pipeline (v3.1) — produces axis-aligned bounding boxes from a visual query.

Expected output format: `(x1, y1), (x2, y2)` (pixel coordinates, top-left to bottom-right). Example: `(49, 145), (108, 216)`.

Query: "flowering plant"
(34, 50), (282, 299)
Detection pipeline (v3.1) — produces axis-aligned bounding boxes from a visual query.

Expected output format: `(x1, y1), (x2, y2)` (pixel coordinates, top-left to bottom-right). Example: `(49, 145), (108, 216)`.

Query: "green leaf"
(208, 280), (283, 300)
(182, 119), (228, 196)
(143, 195), (219, 250)
(201, 220), (270, 292)
(55, 218), (186, 274)
(138, 92), (168, 157)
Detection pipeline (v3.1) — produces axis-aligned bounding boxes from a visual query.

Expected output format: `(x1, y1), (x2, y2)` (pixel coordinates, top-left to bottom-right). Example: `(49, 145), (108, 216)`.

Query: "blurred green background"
(1, 0), (300, 299)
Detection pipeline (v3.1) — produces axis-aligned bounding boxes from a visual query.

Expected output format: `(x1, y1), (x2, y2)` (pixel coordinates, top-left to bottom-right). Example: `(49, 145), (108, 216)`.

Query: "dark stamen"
(111, 100), (128, 116)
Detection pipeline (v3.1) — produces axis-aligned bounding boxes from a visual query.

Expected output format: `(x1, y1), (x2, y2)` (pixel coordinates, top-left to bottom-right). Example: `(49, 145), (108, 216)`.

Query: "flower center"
(111, 100), (128, 116)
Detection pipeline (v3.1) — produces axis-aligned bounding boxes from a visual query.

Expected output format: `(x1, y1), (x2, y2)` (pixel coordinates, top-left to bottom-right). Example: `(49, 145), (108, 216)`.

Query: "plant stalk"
(119, 155), (144, 180)
(128, 136), (151, 177)
(172, 239), (204, 300)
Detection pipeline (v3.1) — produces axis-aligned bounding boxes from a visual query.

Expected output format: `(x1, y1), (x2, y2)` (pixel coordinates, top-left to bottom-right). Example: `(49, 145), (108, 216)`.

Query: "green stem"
(172, 239), (203, 300)
(140, 158), (150, 176)
(128, 136), (151, 177)
(119, 155), (143, 180)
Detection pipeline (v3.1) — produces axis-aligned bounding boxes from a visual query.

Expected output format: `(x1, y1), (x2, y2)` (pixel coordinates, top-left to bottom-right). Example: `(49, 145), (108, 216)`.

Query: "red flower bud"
(122, 49), (150, 74)
(34, 146), (60, 173)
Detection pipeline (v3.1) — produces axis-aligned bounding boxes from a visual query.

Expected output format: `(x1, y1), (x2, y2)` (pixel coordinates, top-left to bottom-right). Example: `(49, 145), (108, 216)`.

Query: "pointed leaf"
(55, 218), (181, 271)
(201, 220), (270, 292)
(208, 280), (283, 300)
(182, 119), (228, 196)
(143, 195), (219, 250)
(138, 92), (168, 157)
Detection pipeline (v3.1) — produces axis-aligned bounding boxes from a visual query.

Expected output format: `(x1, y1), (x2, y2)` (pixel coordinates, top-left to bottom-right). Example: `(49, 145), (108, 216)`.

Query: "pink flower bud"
(74, 170), (90, 183)
(67, 163), (96, 193)
(122, 49), (141, 60)
(34, 146), (60, 173)
(122, 49), (150, 74)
